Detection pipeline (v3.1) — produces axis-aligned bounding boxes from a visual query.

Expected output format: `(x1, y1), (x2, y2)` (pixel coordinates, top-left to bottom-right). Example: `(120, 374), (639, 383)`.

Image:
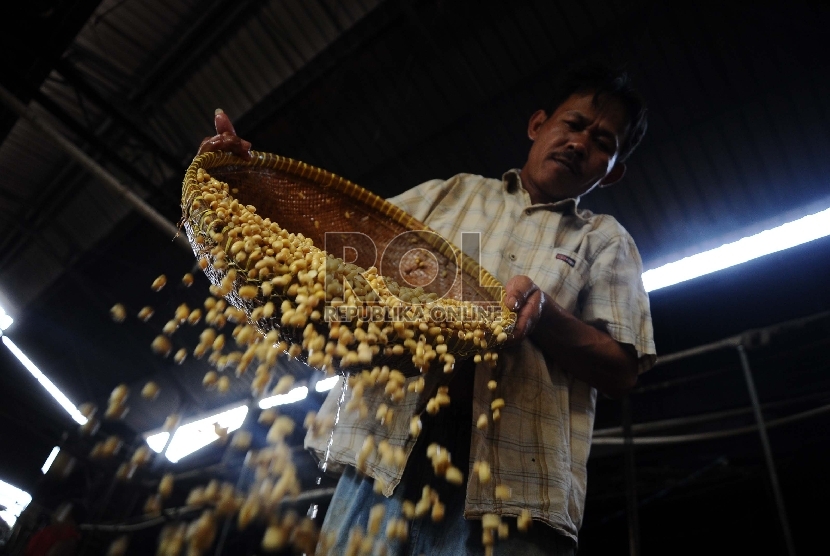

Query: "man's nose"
(566, 138), (587, 158)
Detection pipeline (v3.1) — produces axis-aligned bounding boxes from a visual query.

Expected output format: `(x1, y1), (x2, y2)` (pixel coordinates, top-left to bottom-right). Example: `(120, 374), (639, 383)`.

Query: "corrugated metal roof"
(0, 0), (384, 310)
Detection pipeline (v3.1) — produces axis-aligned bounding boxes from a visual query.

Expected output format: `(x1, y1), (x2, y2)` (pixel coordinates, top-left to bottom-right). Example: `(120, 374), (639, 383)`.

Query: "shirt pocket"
(530, 248), (590, 315)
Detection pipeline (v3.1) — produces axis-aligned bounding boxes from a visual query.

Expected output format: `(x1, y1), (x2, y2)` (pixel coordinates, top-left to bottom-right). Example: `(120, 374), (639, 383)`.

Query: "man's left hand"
(501, 275), (639, 398)
(503, 275), (545, 345)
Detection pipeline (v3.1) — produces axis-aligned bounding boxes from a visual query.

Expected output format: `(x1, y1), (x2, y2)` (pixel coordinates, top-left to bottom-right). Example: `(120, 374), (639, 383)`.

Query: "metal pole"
(0, 84), (190, 251)
(654, 310), (830, 367)
(736, 344), (796, 556)
(621, 394), (640, 556)
(151, 406), (186, 471)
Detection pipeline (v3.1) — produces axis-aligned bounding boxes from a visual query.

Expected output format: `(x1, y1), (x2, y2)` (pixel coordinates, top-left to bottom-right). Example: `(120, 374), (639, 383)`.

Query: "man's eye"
(594, 137), (614, 153)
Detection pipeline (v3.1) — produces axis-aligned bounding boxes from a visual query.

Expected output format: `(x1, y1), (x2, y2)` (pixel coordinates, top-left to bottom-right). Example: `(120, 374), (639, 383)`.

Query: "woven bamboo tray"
(181, 151), (514, 375)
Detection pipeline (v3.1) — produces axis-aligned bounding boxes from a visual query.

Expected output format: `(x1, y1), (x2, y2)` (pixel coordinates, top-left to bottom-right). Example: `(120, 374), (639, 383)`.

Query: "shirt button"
(509, 253), (516, 261)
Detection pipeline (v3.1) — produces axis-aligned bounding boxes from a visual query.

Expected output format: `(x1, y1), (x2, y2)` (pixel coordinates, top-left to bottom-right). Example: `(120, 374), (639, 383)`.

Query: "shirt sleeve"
(580, 231), (657, 373)
(386, 177), (456, 221)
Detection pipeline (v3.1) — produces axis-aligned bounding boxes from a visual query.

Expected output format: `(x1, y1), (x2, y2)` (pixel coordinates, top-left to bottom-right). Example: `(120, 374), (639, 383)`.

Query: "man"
(23, 502), (84, 556)
(199, 63), (655, 554)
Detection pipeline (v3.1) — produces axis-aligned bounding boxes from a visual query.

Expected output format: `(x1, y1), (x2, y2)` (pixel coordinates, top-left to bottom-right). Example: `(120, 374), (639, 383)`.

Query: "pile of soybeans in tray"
(180, 151), (515, 381)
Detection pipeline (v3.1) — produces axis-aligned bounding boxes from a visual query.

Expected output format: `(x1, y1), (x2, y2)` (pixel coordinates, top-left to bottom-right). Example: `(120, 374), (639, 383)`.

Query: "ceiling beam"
(28, 88), (177, 203)
(0, 164), (88, 274)
(0, 84), (189, 266)
(54, 58), (186, 170)
(236, 0), (404, 138)
(144, 0), (404, 207)
(131, 0), (268, 112)
(0, 0), (104, 143)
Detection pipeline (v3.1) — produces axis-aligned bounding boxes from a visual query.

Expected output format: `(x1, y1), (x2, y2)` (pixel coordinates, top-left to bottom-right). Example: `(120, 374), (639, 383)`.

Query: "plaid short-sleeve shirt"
(305, 170), (656, 543)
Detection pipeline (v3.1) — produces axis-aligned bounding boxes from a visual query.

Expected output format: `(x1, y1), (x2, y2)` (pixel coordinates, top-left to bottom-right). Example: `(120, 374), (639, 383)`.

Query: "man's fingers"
(502, 277), (544, 346)
(198, 136), (213, 154)
(509, 288), (543, 343)
(196, 112), (253, 159)
(197, 135), (251, 158)
(504, 275), (536, 311)
(214, 111), (237, 136)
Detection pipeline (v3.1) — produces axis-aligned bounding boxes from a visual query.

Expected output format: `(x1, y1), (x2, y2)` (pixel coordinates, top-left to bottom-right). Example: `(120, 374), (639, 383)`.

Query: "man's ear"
(599, 162), (626, 188)
(527, 110), (549, 141)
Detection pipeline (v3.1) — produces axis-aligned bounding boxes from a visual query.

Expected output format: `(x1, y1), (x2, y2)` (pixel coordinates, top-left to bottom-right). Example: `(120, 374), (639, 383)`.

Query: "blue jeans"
(319, 466), (577, 555)
(318, 368), (576, 554)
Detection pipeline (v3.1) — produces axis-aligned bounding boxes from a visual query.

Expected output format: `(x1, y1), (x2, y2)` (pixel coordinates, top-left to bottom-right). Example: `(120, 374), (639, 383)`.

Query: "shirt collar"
(502, 169), (582, 216)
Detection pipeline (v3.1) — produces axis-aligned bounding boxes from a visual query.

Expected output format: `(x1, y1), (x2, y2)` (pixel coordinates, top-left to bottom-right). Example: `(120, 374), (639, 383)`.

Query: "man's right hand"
(197, 109), (253, 160)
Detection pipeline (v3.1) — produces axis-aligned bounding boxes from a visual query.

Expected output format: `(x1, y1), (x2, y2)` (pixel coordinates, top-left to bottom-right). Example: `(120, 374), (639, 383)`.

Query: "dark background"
(0, 0), (829, 554)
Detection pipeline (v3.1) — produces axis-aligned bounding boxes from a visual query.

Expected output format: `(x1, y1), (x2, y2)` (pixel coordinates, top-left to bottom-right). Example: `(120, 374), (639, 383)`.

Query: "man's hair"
(546, 62), (648, 163)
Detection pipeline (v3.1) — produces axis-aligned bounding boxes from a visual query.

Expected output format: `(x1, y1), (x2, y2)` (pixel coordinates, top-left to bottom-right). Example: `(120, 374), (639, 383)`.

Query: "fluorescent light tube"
(315, 376), (339, 393)
(146, 432), (170, 454)
(2, 336), (87, 425)
(41, 446), (60, 474)
(164, 405), (248, 463)
(259, 386), (308, 409)
(0, 313), (11, 331)
(0, 478), (31, 528)
(643, 206), (830, 292)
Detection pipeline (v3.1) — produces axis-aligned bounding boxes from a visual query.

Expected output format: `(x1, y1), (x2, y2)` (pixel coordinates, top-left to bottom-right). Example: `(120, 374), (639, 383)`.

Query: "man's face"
(520, 91), (630, 204)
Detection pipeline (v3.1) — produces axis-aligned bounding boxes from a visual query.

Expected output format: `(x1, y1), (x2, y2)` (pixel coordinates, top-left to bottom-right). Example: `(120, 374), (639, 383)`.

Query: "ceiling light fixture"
(259, 386), (308, 409)
(146, 432), (170, 454)
(643, 206), (830, 292)
(163, 405), (249, 463)
(145, 384), (315, 461)
(0, 478), (31, 528)
(0, 304), (12, 330)
(1, 336), (87, 425)
(315, 376), (340, 393)
(41, 446), (60, 474)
